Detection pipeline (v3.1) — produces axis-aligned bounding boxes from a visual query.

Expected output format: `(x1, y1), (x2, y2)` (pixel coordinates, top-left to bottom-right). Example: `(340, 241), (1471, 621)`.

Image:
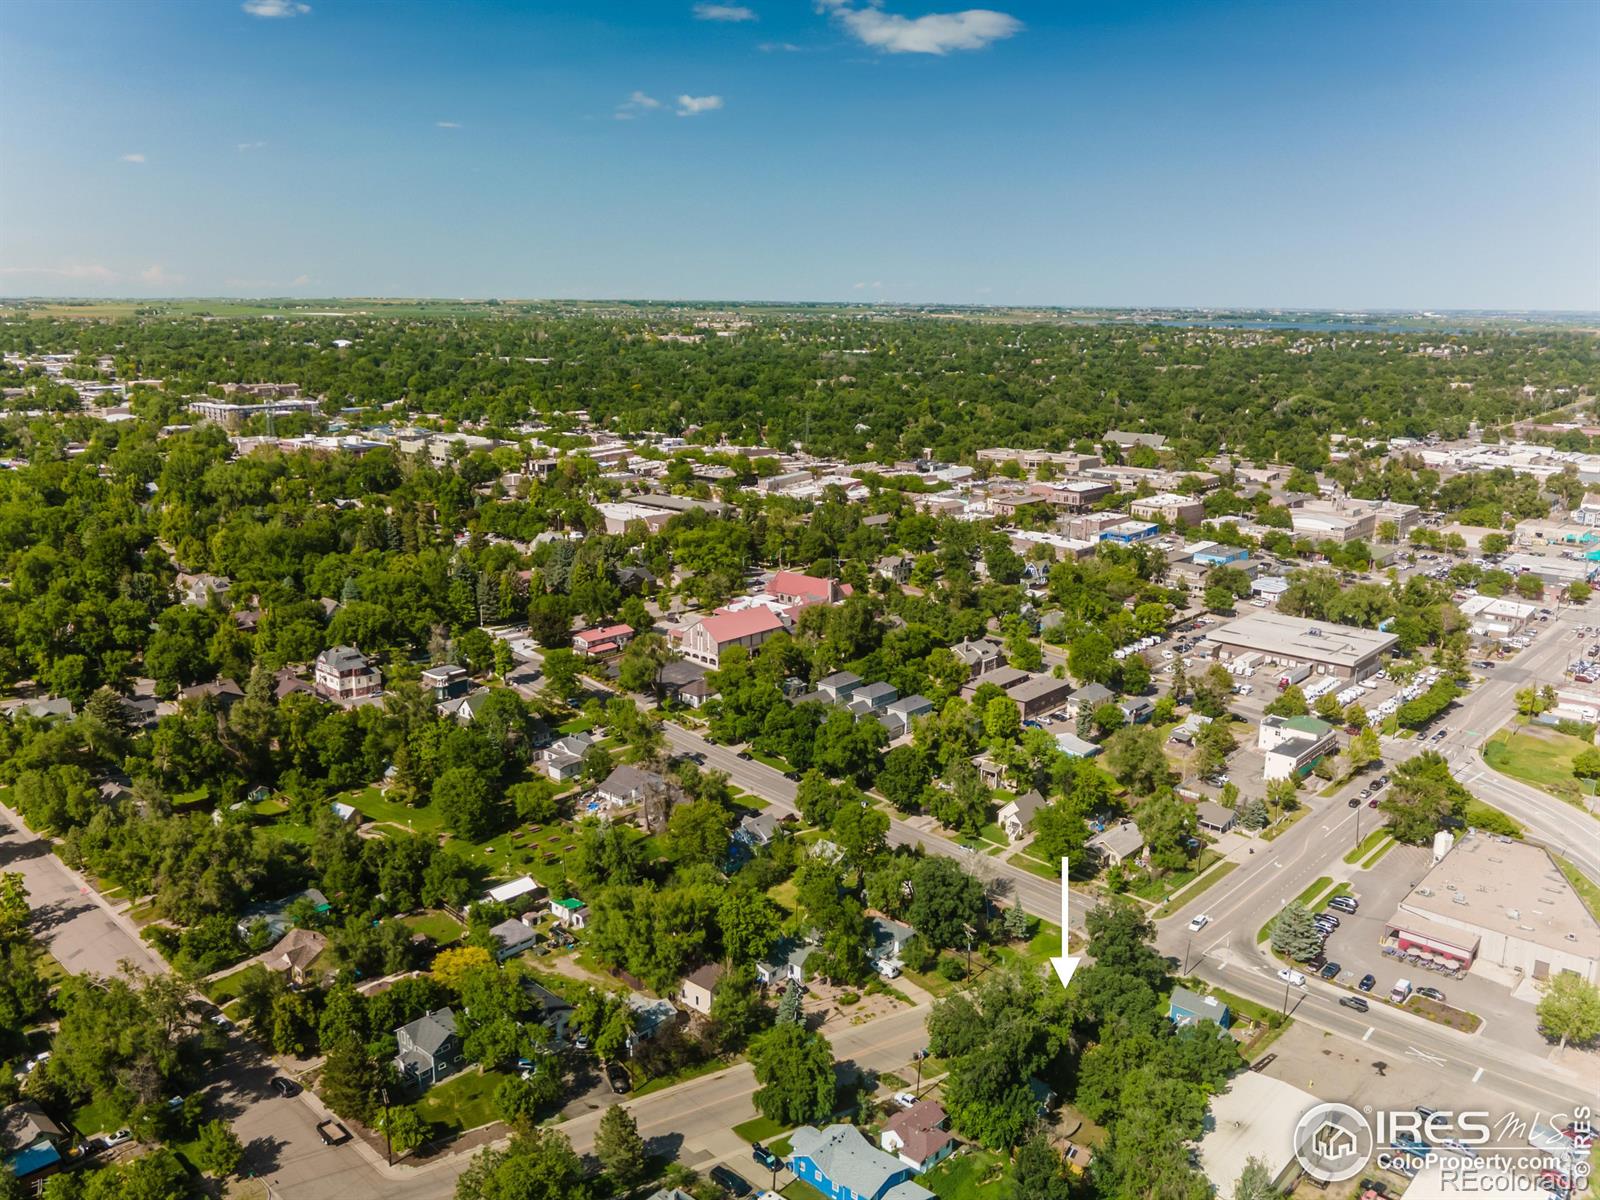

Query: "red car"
(1538, 1168), (1570, 1194)
(1560, 1123), (1594, 1149)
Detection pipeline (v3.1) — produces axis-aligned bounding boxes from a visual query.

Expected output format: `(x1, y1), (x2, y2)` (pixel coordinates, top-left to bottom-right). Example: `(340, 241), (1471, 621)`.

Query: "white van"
(1390, 978), (1413, 1004)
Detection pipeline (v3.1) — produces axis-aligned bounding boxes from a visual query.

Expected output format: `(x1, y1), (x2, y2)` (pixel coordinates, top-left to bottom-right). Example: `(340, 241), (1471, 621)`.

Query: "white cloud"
(694, 3), (757, 20)
(759, 41), (802, 51)
(242, 0), (310, 16)
(676, 94), (724, 116)
(823, 1), (1021, 55)
(435, 121), (461, 129)
(615, 91), (663, 119)
(236, 141), (266, 152)
(291, 274), (311, 286)
(120, 153), (146, 164)
(140, 265), (183, 287)
(0, 264), (118, 282)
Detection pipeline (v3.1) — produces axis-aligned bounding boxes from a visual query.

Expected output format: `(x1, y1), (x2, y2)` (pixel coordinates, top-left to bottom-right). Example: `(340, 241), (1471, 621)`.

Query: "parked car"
(893, 1092), (918, 1108)
(1328, 896), (1359, 913)
(710, 1166), (753, 1197)
(1305, 954), (1327, 972)
(1315, 912), (1340, 927)
(752, 1144), (782, 1171)
(100, 1129), (133, 1151)
(1415, 986), (1446, 1002)
(1320, 962), (1341, 979)
(1277, 968), (1307, 987)
(1187, 914), (1211, 932)
(1368, 797), (1380, 808)
(1348, 797), (1361, 807)
(606, 1064), (631, 1094)
(1339, 995), (1370, 1012)
(269, 1077), (299, 1098)
(1358, 974), (1376, 992)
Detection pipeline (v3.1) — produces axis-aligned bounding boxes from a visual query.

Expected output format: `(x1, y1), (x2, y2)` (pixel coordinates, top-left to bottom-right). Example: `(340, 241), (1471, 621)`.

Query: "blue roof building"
(1169, 985), (1231, 1029)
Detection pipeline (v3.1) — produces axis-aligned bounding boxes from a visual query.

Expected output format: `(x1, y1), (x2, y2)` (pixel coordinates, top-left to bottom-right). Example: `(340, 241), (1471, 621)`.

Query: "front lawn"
(413, 1068), (504, 1138)
(204, 965), (259, 1005)
(732, 1115), (787, 1144)
(71, 1095), (122, 1136)
(1127, 850), (1221, 902)
(342, 786), (448, 835)
(1152, 860), (1238, 918)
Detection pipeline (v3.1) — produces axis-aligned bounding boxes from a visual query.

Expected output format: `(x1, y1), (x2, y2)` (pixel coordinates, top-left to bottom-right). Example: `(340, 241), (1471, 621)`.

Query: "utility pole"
(913, 1048), (927, 1094)
(380, 1085), (392, 1166)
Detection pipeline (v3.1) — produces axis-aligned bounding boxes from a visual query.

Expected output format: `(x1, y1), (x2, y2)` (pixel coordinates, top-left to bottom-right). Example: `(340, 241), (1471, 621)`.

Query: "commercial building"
(1203, 612), (1397, 682)
(1502, 552), (1599, 589)
(1130, 492), (1205, 525)
(1382, 833), (1600, 983)
(1258, 714), (1338, 781)
(1007, 674), (1075, 721)
(1457, 594), (1538, 639)
(1195, 1073), (1326, 1193)
(677, 608), (788, 668)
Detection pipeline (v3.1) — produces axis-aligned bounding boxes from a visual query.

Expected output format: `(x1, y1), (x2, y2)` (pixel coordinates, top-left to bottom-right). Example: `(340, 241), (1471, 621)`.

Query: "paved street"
(0, 802), (167, 979)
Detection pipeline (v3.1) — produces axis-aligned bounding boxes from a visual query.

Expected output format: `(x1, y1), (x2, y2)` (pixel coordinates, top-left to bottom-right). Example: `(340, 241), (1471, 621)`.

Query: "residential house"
(998, 790), (1047, 842)
(1067, 682), (1113, 720)
(597, 765), (668, 810)
(788, 1124), (936, 1200)
(679, 963), (724, 1015)
(951, 637), (1005, 679)
(265, 927), (327, 986)
(1044, 724), (1101, 758)
(818, 671), (864, 703)
(483, 876), (547, 909)
(625, 995), (680, 1055)
(880, 1100), (956, 1172)
(678, 608), (787, 668)
(394, 1008), (463, 1088)
(657, 660), (715, 707)
(330, 800), (362, 826)
(1169, 985), (1231, 1029)
(1007, 674), (1074, 721)
(236, 888), (331, 942)
(1193, 801), (1236, 834)
(886, 694), (934, 726)
(1, 1102), (67, 1183)
(736, 811), (780, 848)
(572, 623), (634, 657)
(869, 916), (915, 966)
(543, 731), (594, 781)
(178, 677), (245, 708)
(765, 570), (846, 608)
(314, 645), (383, 703)
(522, 980), (574, 1045)
(849, 681), (898, 717)
(756, 937), (815, 985)
(420, 663), (471, 701)
(1088, 820), (1145, 867)
(489, 917), (539, 961)
(549, 897), (588, 929)
(876, 554), (913, 584)
(176, 572), (232, 607)
(1118, 697), (1154, 725)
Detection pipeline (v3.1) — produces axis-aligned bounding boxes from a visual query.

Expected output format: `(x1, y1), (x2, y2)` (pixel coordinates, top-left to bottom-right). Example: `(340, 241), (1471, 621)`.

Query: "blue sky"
(1, 0), (1596, 309)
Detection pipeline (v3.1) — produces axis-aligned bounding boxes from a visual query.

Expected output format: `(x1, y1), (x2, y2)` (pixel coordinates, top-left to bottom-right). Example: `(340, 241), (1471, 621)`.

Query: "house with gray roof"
(997, 789), (1047, 842)
(489, 917), (538, 961)
(818, 671), (863, 703)
(1089, 820), (1145, 867)
(869, 916), (915, 964)
(394, 1008), (462, 1089)
(756, 937), (816, 985)
(736, 811), (780, 848)
(788, 1123), (935, 1200)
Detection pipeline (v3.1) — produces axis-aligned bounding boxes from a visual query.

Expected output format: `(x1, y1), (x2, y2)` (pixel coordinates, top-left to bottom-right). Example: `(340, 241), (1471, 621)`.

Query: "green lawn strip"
(1153, 860), (1238, 919)
(747, 748), (792, 773)
(1129, 850), (1221, 903)
(1291, 876), (1335, 908)
(1555, 856), (1600, 924)
(1343, 829), (1390, 865)
(1006, 850), (1058, 881)
(1462, 799), (1525, 838)
(255, 822), (315, 849)
(629, 1054), (733, 1098)
(780, 1179), (827, 1200)
(556, 716), (594, 735)
(1361, 839), (1396, 869)
(412, 1068), (504, 1138)
(731, 1115), (787, 1144)
(1201, 985), (1290, 1030)
(1260, 807), (1310, 841)
(402, 911), (465, 946)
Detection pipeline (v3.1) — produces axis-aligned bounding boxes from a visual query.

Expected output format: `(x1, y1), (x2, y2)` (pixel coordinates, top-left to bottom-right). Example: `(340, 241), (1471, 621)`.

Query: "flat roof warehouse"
(1203, 611), (1399, 677)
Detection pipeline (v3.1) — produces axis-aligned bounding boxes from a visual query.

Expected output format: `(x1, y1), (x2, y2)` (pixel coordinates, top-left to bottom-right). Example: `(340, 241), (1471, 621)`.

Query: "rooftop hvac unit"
(1452, 894), (1469, 905)
(1417, 887), (1434, 897)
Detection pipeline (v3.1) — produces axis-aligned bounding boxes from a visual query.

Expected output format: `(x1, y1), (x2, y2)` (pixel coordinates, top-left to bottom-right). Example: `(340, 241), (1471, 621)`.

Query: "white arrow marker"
(1049, 857), (1081, 988)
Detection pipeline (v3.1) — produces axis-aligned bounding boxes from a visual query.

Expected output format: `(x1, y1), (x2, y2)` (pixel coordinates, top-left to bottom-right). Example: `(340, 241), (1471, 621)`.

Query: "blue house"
(788, 1124), (936, 1200)
(1168, 985), (1231, 1029)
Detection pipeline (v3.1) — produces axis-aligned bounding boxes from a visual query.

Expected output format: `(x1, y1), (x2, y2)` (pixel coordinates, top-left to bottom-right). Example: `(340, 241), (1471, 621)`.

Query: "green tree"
(876, 745), (930, 813)
(379, 1105), (431, 1155)
(595, 1105), (649, 1189)
(1009, 1134), (1074, 1200)
(1104, 726), (1170, 796)
(540, 648), (583, 704)
(454, 1127), (589, 1200)
(1269, 903), (1323, 962)
(1536, 972), (1600, 1049)
(1379, 752), (1469, 843)
(433, 766), (508, 841)
(748, 1022), (835, 1126)
(193, 1119), (244, 1179)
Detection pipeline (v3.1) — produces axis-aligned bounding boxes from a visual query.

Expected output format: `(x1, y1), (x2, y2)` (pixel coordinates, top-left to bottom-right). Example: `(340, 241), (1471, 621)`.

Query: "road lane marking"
(1406, 1045), (1446, 1066)
(1363, 1027), (1374, 1041)
(1473, 1067), (1484, 1083)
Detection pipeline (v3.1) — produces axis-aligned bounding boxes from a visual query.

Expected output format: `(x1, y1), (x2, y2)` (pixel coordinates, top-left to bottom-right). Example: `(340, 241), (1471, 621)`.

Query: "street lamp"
(913, 1048), (927, 1094)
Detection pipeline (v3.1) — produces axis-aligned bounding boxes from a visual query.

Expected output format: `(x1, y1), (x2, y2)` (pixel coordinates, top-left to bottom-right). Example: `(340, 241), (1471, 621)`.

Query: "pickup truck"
(316, 1120), (351, 1146)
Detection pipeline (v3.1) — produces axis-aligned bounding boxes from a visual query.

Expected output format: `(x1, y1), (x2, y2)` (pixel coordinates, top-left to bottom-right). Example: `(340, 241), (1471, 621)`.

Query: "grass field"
(413, 1068), (503, 1138)
(732, 1115), (786, 1144)
(1128, 849), (1221, 902)
(71, 1095), (122, 1136)
(402, 911), (464, 946)
(921, 1146), (1011, 1198)
(342, 786), (447, 835)
(1483, 725), (1598, 809)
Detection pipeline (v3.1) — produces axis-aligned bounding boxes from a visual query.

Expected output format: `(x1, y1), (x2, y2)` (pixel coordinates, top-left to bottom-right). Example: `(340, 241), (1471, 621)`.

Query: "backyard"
(412, 1068), (505, 1139)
